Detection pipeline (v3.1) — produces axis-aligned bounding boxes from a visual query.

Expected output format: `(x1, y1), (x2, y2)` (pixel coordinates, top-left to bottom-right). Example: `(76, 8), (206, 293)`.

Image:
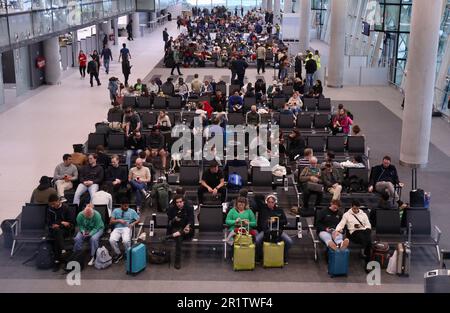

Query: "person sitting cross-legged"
(315, 199), (349, 251)
(109, 198), (140, 263)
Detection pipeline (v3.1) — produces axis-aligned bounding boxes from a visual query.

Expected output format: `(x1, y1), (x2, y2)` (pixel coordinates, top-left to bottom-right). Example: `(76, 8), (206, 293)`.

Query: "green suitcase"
(263, 241), (285, 268)
(233, 243), (255, 271)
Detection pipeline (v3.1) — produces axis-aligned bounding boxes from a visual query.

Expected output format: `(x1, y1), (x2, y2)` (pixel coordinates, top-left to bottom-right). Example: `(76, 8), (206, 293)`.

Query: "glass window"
(397, 33), (408, 59)
(118, 0), (126, 12)
(111, 0), (118, 12)
(399, 4), (411, 32)
(103, 0), (112, 17)
(7, 0), (32, 12)
(0, 16), (10, 47)
(32, 0), (52, 10)
(395, 59), (406, 85)
(8, 12), (33, 42)
(51, 0), (68, 8)
(0, 0), (8, 15)
(93, 1), (103, 19)
(67, 1), (82, 26)
(33, 10), (52, 36)
(384, 5), (399, 31)
(53, 8), (69, 31)
(81, 3), (94, 23)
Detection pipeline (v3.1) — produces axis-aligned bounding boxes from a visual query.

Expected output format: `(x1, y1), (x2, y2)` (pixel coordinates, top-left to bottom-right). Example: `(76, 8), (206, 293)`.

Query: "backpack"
(153, 183), (170, 212)
(346, 175), (365, 192)
(228, 173), (243, 191)
(64, 250), (87, 272)
(36, 242), (54, 269)
(109, 122), (123, 132)
(148, 248), (171, 265)
(94, 246), (112, 269)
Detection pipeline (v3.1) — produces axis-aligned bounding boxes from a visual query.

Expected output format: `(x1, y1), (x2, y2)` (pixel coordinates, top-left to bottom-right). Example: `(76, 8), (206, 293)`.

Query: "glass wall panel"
(6, 0), (32, 13)
(103, 0), (112, 16)
(8, 12), (33, 42)
(32, 0), (52, 10)
(399, 4), (411, 32)
(53, 8), (69, 31)
(81, 3), (94, 23)
(33, 10), (53, 36)
(0, 0), (8, 15)
(67, 1), (82, 26)
(93, 1), (103, 19)
(384, 4), (399, 31)
(118, 0), (126, 12)
(0, 16), (10, 46)
(51, 0), (68, 8)
(111, 0), (118, 12)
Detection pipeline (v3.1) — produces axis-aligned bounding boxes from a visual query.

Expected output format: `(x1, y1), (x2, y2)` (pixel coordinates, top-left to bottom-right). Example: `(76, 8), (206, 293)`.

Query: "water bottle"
(283, 175), (288, 192)
(297, 220), (302, 239)
(149, 219), (155, 238)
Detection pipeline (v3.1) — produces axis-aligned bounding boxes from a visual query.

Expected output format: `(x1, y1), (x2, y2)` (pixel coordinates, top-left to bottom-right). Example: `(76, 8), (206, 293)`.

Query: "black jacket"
(315, 207), (342, 234)
(79, 164), (104, 185)
(87, 60), (98, 74)
(46, 203), (75, 231)
(369, 164), (399, 187)
(305, 59), (317, 74)
(254, 195), (287, 232)
(105, 165), (128, 186)
(163, 30), (169, 42)
(167, 202), (195, 232)
(295, 57), (303, 72)
(126, 135), (146, 150)
(232, 59), (248, 75)
(148, 133), (164, 150)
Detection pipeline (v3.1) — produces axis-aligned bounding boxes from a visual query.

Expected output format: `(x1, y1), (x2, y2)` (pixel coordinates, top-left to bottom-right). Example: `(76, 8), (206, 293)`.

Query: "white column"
(284, 0), (292, 13)
(298, 0), (311, 53)
(267, 0), (272, 11)
(327, 0), (347, 88)
(274, 0), (281, 24)
(112, 18), (119, 46)
(435, 34), (450, 110)
(132, 12), (140, 38)
(261, 0), (267, 10)
(102, 20), (112, 46)
(0, 54), (4, 107)
(72, 30), (79, 67)
(43, 37), (62, 85)
(400, 0), (443, 167)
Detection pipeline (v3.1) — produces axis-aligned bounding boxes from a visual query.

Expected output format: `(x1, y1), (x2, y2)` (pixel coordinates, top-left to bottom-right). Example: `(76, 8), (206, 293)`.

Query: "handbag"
(306, 182), (324, 193)
(148, 248), (171, 266)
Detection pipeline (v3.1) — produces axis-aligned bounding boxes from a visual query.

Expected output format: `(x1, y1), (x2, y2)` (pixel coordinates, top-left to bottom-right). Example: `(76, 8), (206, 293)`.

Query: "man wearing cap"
(198, 161), (226, 204)
(254, 194), (292, 263)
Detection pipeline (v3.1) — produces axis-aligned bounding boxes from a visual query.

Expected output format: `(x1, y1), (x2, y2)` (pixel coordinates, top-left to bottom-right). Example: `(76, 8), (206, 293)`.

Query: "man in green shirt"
(74, 204), (105, 266)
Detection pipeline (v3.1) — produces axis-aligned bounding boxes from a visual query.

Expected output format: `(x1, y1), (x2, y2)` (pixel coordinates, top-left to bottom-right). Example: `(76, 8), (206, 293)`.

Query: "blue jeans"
(279, 68), (288, 81)
(306, 73), (314, 87)
(129, 180), (147, 207)
(126, 149), (142, 169)
(255, 231), (293, 260)
(319, 231), (343, 247)
(73, 183), (99, 206)
(104, 59), (110, 73)
(74, 229), (104, 257)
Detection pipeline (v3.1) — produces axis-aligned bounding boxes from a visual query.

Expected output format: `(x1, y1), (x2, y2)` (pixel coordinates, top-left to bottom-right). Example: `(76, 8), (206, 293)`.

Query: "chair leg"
(436, 244), (441, 263)
(10, 240), (16, 257)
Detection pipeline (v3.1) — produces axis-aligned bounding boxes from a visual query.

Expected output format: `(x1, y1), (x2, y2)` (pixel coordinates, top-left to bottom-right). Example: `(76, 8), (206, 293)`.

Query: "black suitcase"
(410, 189), (425, 207)
(424, 269), (450, 293)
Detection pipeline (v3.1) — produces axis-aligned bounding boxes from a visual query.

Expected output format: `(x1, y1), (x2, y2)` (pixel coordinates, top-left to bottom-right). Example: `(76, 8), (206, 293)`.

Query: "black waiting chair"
(251, 166), (273, 192)
(140, 112), (155, 129)
(123, 96), (136, 107)
(10, 204), (48, 257)
(272, 97), (286, 111)
(282, 85), (294, 96)
(227, 166), (249, 185)
(279, 114), (296, 129)
(327, 136), (346, 153)
(107, 112), (123, 123)
(137, 96), (151, 109)
(318, 98), (331, 111)
(347, 136), (365, 154)
(313, 113), (330, 129)
(296, 113), (312, 129)
(303, 98), (317, 112)
(228, 84), (241, 95)
(87, 133), (106, 152)
(107, 133), (125, 151)
(374, 209), (405, 244)
(153, 97), (167, 109)
(306, 136), (325, 153)
(228, 113), (245, 126)
(168, 96), (182, 110)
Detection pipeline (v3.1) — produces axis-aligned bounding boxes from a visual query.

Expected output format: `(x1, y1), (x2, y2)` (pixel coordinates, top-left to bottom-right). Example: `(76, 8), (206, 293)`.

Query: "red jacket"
(78, 53), (87, 67)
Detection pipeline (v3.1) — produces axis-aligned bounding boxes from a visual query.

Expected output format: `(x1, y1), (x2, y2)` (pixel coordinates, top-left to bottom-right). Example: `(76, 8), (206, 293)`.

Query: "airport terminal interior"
(0, 0), (449, 293)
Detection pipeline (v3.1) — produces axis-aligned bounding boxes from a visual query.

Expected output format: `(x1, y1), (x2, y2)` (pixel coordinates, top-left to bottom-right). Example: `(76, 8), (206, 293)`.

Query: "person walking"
(126, 19), (133, 40)
(87, 56), (101, 87)
(100, 45), (113, 74)
(163, 28), (169, 44)
(78, 50), (87, 78)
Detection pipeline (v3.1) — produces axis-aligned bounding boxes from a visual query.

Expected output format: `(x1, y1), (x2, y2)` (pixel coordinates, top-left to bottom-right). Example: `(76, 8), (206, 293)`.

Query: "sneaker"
(340, 239), (350, 250)
(88, 256), (95, 266)
(113, 254), (124, 264)
(98, 83), (102, 86)
(60, 197), (67, 203)
(328, 241), (338, 251)
(144, 191), (152, 199)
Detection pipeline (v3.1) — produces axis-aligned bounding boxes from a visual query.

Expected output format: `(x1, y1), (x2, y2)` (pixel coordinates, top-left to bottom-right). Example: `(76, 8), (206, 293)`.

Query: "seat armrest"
(433, 225), (442, 244)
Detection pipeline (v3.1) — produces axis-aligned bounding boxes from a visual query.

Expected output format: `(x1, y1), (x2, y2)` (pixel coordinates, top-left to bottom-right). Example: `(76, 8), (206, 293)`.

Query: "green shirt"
(226, 208), (257, 232)
(76, 211), (104, 236)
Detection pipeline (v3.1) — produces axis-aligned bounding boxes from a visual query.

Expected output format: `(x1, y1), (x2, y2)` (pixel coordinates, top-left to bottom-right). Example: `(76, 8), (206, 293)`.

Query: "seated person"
(255, 194), (292, 262)
(210, 90), (226, 112)
(105, 155), (128, 203)
(53, 154), (78, 202)
(321, 162), (344, 201)
(351, 124), (363, 136)
(315, 200), (349, 251)
(71, 144), (87, 167)
(30, 175), (57, 205)
(161, 77), (175, 96)
(299, 157), (323, 209)
(331, 108), (353, 135)
(335, 200), (372, 265)
(293, 78), (305, 95)
(225, 197), (257, 245)
(228, 90), (243, 113)
(148, 78), (160, 95)
(147, 127), (168, 170)
(287, 91), (303, 113)
(73, 154), (104, 206)
(74, 204), (105, 266)
(246, 105), (260, 126)
(128, 158), (151, 213)
(198, 160), (226, 204)
(312, 80), (323, 98)
(46, 194), (76, 271)
(166, 195), (195, 269)
(156, 110), (172, 131)
(134, 78), (143, 92)
(340, 155), (366, 168)
(109, 199), (140, 263)
(287, 129), (305, 161)
(91, 184), (113, 216)
(369, 155), (403, 204)
(320, 151), (342, 169)
(125, 131), (146, 169)
(244, 86), (256, 98)
(108, 101), (123, 116)
(200, 80), (214, 95)
(95, 145), (111, 169)
(123, 107), (142, 137)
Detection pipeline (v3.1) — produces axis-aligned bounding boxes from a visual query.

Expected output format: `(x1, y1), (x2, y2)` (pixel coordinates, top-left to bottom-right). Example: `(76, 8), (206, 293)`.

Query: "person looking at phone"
(128, 158), (151, 213)
(225, 197), (257, 246)
(53, 154), (78, 203)
(315, 200), (349, 251)
(335, 200), (372, 264)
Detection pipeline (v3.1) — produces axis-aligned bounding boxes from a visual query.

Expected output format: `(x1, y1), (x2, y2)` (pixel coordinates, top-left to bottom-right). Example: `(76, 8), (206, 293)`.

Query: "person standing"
(100, 45), (113, 75)
(78, 50), (87, 78)
(87, 56), (101, 87)
(122, 59), (131, 87)
(256, 44), (266, 75)
(171, 46), (183, 76)
(294, 53), (303, 80)
(231, 56), (248, 88)
(91, 50), (101, 75)
(163, 28), (169, 45)
(305, 53), (317, 88)
(126, 19), (133, 40)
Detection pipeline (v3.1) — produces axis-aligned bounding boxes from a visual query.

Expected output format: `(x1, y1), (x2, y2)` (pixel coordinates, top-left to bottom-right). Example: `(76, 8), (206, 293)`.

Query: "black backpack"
(36, 242), (54, 270)
(64, 250), (87, 272)
(346, 175), (365, 192)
